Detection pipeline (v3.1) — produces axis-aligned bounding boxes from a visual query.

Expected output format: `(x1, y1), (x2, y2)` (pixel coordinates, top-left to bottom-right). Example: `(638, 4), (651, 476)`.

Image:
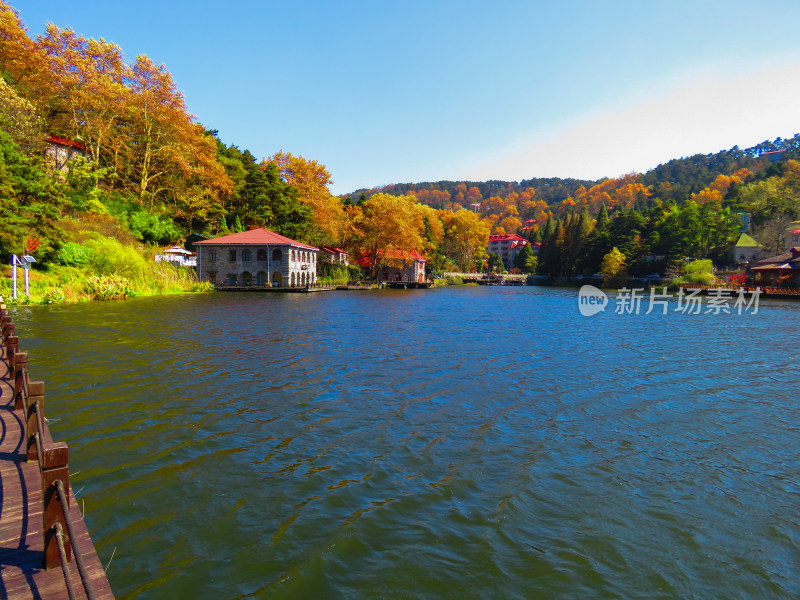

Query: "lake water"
(9, 286), (800, 599)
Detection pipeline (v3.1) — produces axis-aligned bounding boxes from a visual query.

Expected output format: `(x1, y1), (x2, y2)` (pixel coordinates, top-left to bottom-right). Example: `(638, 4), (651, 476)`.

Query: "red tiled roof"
(195, 228), (317, 250)
(320, 246), (348, 254)
(752, 263), (794, 270)
(488, 234), (526, 242)
(46, 135), (86, 150)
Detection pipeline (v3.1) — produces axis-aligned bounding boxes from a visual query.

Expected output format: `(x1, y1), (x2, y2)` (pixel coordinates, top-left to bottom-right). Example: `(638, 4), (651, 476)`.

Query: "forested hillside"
(346, 136), (800, 280)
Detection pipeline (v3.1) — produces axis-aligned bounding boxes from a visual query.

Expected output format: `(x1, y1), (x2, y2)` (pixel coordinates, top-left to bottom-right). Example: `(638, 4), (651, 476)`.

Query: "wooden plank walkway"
(0, 345), (114, 599)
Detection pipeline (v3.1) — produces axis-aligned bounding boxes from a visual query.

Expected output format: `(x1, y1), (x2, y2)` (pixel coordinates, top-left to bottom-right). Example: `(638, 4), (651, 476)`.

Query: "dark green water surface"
(9, 286), (800, 599)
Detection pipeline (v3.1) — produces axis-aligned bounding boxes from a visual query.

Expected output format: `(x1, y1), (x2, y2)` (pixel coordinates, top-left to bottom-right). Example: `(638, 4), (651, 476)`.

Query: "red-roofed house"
(357, 249), (426, 283)
(487, 234), (530, 269)
(320, 246), (349, 266)
(45, 135), (88, 172)
(751, 247), (800, 286)
(195, 228), (318, 287)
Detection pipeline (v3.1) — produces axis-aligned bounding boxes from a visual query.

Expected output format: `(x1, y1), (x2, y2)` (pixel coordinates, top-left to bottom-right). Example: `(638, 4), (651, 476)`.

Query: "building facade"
(195, 228), (318, 287)
(154, 246), (196, 267)
(751, 247), (800, 286)
(487, 234), (530, 269)
(357, 249), (427, 282)
(320, 246), (349, 265)
(45, 135), (88, 172)
(730, 233), (763, 265)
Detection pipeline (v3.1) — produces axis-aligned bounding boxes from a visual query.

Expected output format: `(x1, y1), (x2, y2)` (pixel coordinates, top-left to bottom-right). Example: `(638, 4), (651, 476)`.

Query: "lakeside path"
(0, 336), (114, 598)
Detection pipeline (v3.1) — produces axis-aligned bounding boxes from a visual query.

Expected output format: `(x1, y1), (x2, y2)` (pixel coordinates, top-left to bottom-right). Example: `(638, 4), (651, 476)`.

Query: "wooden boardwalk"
(0, 336), (114, 598)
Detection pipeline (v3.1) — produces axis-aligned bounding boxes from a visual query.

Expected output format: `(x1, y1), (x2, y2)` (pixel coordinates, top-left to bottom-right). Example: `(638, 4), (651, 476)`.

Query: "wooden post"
(6, 335), (18, 373)
(41, 442), (70, 569)
(26, 382), (45, 461)
(14, 352), (28, 410)
(2, 317), (14, 346)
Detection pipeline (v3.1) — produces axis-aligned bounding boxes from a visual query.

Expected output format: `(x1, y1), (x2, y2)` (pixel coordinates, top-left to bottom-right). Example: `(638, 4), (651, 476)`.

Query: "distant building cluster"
(487, 234), (539, 269)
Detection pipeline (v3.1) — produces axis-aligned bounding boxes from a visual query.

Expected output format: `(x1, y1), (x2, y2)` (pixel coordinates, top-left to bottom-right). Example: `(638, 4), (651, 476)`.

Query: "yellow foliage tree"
(266, 151), (344, 243)
(39, 26), (130, 165)
(440, 209), (491, 271)
(354, 193), (426, 279)
(0, 78), (42, 150)
(0, 2), (47, 92)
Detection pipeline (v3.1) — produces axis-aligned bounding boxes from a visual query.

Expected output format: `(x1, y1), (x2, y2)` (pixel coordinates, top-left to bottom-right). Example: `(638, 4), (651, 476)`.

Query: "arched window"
(272, 248), (282, 262)
(242, 249), (252, 262)
(257, 249), (267, 262)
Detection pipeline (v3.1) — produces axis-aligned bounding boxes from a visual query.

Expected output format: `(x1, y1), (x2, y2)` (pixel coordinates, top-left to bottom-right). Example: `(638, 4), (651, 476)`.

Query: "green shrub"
(40, 288), (67, 304)
(189, 280), (215, 292)
(347, 265), (363, 281)
(54, 242), (91, 266)
(674, 259), (718, 285)
(85, 275), (134, 300)
(101, 194), (182, 245)
(128, 210), (182, 245)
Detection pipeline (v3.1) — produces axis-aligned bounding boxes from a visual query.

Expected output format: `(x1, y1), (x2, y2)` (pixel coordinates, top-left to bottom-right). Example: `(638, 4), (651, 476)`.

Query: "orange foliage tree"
(265, 151), (345, 243)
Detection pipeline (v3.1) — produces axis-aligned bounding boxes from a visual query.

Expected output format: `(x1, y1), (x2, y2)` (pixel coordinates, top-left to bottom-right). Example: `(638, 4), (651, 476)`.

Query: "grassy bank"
(1, 220), (210, 305)
(0, 260), (209, 305)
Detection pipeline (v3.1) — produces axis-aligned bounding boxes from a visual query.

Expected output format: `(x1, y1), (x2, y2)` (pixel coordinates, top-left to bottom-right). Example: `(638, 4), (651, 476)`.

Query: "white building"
(154, 246), (196, 267)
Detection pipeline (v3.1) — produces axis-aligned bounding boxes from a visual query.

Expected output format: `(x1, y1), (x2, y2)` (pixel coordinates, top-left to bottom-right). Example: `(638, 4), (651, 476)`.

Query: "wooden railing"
(680, 284), (800, 296)
(1, 297), (98, 600)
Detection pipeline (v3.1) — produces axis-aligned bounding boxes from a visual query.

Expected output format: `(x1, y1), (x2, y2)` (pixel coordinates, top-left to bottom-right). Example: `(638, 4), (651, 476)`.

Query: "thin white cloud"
(464, 60), (800, 182)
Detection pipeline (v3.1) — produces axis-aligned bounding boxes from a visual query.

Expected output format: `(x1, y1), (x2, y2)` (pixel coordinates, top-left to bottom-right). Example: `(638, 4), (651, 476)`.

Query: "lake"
(9, 286), (800, 599)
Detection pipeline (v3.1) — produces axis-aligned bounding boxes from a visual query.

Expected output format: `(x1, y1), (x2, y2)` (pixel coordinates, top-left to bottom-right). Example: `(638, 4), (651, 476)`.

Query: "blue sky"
(12, 0), (800, 194)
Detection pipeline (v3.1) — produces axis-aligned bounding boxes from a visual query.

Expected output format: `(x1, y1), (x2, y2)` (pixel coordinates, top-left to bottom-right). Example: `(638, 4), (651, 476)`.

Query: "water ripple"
(10, 288), (800, 599)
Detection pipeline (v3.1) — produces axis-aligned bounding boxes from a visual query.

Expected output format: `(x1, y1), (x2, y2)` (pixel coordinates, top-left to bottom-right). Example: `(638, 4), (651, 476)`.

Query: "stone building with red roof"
(356, 249), (426, 283)
(320, 246), (349, 266)
(195, 228), (318, 287)
(45, 135), (88, 172)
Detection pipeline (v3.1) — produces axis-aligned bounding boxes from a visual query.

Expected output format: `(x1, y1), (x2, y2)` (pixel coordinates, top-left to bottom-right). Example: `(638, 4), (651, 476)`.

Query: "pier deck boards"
(0, 350), (114, 599)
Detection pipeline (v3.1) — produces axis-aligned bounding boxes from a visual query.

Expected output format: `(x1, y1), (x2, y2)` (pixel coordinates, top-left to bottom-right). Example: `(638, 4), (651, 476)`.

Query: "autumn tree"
(39, 26), (130, 165)
(123, 55), (231, 214)
(0, 2), (47, 94)
(600, 247), (626, 286)
(440, 209), (491, 271)
(266, 151), (344, 243)
(353, 193), (426, 279)
(0, 78), (42, 152)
